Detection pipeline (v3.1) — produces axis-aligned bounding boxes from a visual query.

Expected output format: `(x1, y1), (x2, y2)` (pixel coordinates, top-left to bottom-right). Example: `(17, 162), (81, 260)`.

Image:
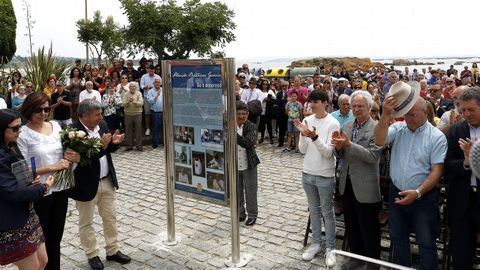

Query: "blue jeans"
(389, 184), (438, 270)
(302, 172), (336, 249)
(151, 111), (164, 145)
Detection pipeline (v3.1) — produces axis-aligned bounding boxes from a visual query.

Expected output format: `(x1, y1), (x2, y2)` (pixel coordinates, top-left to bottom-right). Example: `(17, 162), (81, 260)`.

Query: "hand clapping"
(294, 119), (316, 138)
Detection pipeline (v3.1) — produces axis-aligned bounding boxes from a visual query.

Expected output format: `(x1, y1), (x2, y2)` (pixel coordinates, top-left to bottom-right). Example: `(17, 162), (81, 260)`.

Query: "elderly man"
(445, 87), (480, 269)
(240, 77), (263, 125)
(140, 64), (161, 136)
(79, 81), (101, 103)
(123, 82), (144, 151)
(375, 82), (447, 269)
(147, 78), (164, 148)
(382, 71), (398, 97)
(438, 86), (467, 134)
(429, 82), (454, 118)
(70, 99), (130, 270)
(332, 91), (383, 270)
(331, 94), (354, 126)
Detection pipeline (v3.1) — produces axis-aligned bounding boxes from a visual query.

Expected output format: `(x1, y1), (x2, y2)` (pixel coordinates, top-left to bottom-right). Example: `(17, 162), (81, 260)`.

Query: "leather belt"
(100, 174), (110, 181)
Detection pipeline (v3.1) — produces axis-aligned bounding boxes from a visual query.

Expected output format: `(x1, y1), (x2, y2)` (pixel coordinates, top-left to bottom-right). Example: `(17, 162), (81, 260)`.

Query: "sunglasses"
(7, 124), (22, 132)
(33, 107), (51, 114)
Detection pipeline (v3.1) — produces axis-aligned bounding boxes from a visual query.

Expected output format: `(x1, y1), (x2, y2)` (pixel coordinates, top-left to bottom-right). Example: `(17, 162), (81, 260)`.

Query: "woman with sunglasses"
(17, 92), (80, 270)
(0, 109), (54, 270)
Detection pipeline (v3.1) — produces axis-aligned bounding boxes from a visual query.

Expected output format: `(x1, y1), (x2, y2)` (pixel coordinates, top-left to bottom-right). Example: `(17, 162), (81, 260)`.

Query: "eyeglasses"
(27, 86), (33, 88)
(324, 81), (331, 84)
(121, 77), (128, 79)
(33, 107), (51, 114)
(446, 81), (454, 83)
(7, 124), (22, 132)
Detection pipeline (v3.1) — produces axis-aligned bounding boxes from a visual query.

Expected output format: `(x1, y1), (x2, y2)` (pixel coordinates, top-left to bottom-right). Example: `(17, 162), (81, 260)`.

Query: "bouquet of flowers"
(52, 127), (102, 189)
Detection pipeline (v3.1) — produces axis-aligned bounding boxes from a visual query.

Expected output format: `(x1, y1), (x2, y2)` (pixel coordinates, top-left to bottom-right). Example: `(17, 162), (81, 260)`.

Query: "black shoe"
(106, 251), (131, 264)
(341, 259), (365, 270)
(245, 217), (256, 226)
(277, 143), (284, 147)
(136, 147), (143, 152)
(152, 144), (158, 149)
(124, 147), (133, 152)
(269, 139), (274, 144)
(258, 138), (264, 144)
(88, 256), (104, 270)
(239, 216), (246, 222)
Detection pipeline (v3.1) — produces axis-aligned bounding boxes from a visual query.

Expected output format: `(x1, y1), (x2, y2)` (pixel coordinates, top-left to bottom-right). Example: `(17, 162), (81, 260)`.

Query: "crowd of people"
(236, 62), (480, 270)
(1, 59), (480, 270)
(0, 57), (164, 270)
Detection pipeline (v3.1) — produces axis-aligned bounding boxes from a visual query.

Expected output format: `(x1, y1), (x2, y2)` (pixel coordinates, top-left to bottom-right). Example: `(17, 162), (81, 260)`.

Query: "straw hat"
(387, 81), (421, 117)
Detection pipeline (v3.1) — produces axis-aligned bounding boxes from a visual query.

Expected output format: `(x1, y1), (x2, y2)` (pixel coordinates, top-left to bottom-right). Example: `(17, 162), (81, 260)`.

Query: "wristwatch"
(415, 188), (422, 200)
(312, 135), (319, 142)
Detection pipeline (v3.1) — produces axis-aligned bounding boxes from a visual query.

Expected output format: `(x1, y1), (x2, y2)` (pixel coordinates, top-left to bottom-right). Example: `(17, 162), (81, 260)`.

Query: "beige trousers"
(75, 176), (119, 258)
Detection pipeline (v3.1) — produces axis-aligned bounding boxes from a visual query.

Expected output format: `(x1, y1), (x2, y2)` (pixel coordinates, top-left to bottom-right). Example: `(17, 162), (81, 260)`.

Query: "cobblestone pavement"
(3, 142), (351, 270)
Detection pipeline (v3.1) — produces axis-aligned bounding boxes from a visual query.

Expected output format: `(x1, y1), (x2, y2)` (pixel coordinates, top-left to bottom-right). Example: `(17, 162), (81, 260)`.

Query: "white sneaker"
(302, 243), (321, 261)
(145, 128), (150, 136)
(325, 248), (336, 267)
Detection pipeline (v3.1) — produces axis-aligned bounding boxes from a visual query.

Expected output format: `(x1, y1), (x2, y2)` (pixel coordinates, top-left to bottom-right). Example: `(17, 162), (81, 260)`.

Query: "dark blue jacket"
(68, 120), (119, 202)
(0, 146), (46, 231)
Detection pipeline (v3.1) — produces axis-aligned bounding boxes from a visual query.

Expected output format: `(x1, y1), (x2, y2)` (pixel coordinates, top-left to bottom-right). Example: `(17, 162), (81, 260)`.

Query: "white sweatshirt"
(298, 113), (340, 177)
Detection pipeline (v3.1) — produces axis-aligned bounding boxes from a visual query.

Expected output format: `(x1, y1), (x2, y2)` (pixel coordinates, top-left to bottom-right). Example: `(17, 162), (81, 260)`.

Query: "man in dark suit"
(276, 81), (289, 147)
(429, 83), (454, 118)
(445, 87), (480, 269)
(332, 91), (383, 270)
(69, 99), (130, 270)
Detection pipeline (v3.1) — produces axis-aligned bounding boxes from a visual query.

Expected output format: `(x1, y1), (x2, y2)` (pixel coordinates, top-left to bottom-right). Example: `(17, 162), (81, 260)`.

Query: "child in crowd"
(285, 91), (303, 152)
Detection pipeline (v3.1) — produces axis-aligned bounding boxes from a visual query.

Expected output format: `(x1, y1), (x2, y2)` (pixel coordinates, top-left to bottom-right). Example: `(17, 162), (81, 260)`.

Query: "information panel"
(169, 63), (227, 203)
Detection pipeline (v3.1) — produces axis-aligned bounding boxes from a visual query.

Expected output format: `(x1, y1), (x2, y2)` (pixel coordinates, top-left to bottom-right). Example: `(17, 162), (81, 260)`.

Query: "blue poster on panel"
(171, 64), (226, 201)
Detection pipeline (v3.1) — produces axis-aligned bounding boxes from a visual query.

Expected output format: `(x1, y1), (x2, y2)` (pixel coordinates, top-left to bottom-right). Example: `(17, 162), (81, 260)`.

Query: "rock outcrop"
(290, 57), (384, 73)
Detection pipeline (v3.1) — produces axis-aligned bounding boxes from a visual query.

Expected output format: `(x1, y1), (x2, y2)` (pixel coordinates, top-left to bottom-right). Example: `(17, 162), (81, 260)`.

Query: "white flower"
(68, 131), (75, 139)
(76, 130), (86, 138)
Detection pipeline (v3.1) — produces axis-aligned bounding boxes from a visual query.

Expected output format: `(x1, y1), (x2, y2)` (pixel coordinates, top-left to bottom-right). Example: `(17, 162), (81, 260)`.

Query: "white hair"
(350, 90), (373, 108)
(338, 94), (350, 103)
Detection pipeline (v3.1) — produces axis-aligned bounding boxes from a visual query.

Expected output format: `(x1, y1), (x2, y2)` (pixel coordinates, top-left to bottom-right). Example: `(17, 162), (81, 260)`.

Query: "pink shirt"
(288, 86), (309, 105)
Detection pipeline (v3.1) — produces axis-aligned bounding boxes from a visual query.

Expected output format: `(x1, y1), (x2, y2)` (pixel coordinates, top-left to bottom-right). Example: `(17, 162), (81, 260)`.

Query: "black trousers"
(258, 114), (273, 140)
(449, 190), (480, 270)
(277, 116), (287, 145)
(34, 190), (69, 270)
(343, 177), (381, 260)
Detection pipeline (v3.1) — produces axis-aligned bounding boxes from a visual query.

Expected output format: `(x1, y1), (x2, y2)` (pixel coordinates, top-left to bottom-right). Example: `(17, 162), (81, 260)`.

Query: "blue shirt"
(387, 121), (447, 190)
(147, 87), (163, 112)
(331, 110), (354, 127)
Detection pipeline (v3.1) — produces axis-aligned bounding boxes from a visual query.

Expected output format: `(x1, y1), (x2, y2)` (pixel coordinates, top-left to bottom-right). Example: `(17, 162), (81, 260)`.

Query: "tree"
(0, 0), (17, 64)
(121, 0), (236, 60)
(76, 10), (126, 64)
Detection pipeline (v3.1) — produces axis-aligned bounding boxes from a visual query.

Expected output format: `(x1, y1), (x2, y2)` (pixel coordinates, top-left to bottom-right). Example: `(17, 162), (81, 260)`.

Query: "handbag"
(247, 100), (262, 115)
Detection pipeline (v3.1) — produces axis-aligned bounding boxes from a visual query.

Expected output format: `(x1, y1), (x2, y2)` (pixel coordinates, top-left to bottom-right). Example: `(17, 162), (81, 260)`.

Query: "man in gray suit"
(332, 90), (383, 270)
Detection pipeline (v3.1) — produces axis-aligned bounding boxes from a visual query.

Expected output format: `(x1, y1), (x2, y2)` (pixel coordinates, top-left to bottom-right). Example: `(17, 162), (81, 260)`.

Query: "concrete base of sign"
(224, 253), (252, 268)
(161, 239), (178, 246)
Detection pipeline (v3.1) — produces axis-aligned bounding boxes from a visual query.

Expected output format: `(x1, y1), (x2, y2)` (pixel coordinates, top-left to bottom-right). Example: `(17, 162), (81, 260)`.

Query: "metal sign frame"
(162, 59), (236, 207)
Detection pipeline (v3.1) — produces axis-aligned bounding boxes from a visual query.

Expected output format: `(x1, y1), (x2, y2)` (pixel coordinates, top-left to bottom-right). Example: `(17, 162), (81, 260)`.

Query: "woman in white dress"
(17, 92), (80, 270)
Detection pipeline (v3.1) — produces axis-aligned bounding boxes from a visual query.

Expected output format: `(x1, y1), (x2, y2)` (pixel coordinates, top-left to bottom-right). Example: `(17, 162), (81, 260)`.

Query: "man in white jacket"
(294, 90), (340, 267)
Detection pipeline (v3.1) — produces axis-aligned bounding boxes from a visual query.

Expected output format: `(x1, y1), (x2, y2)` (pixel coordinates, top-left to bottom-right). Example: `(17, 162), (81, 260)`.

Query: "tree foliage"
(0, 0), (17, 64)
(76, 10), (126, 63)
(23, 45), (69, 92)
(120, 0), (236, 59)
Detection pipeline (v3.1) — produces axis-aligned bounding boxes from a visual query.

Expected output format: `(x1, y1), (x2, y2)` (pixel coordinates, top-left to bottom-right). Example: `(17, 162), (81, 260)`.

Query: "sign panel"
(168, 62), (228, 204)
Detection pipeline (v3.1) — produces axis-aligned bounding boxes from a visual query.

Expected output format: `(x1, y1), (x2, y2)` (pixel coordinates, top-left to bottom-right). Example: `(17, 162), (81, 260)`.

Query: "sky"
(11, 0), (480, 61)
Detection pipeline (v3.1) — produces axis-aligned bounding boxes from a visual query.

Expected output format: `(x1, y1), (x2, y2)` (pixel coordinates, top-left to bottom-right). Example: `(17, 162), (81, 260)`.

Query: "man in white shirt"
(71, 99), (130, 270)
(140, 65), (161, 136)
(79, 81), (101, 103)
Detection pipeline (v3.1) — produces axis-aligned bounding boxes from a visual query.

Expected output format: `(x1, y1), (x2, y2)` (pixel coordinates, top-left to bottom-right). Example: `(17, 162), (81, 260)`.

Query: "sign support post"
(162, 60), (177, 246)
